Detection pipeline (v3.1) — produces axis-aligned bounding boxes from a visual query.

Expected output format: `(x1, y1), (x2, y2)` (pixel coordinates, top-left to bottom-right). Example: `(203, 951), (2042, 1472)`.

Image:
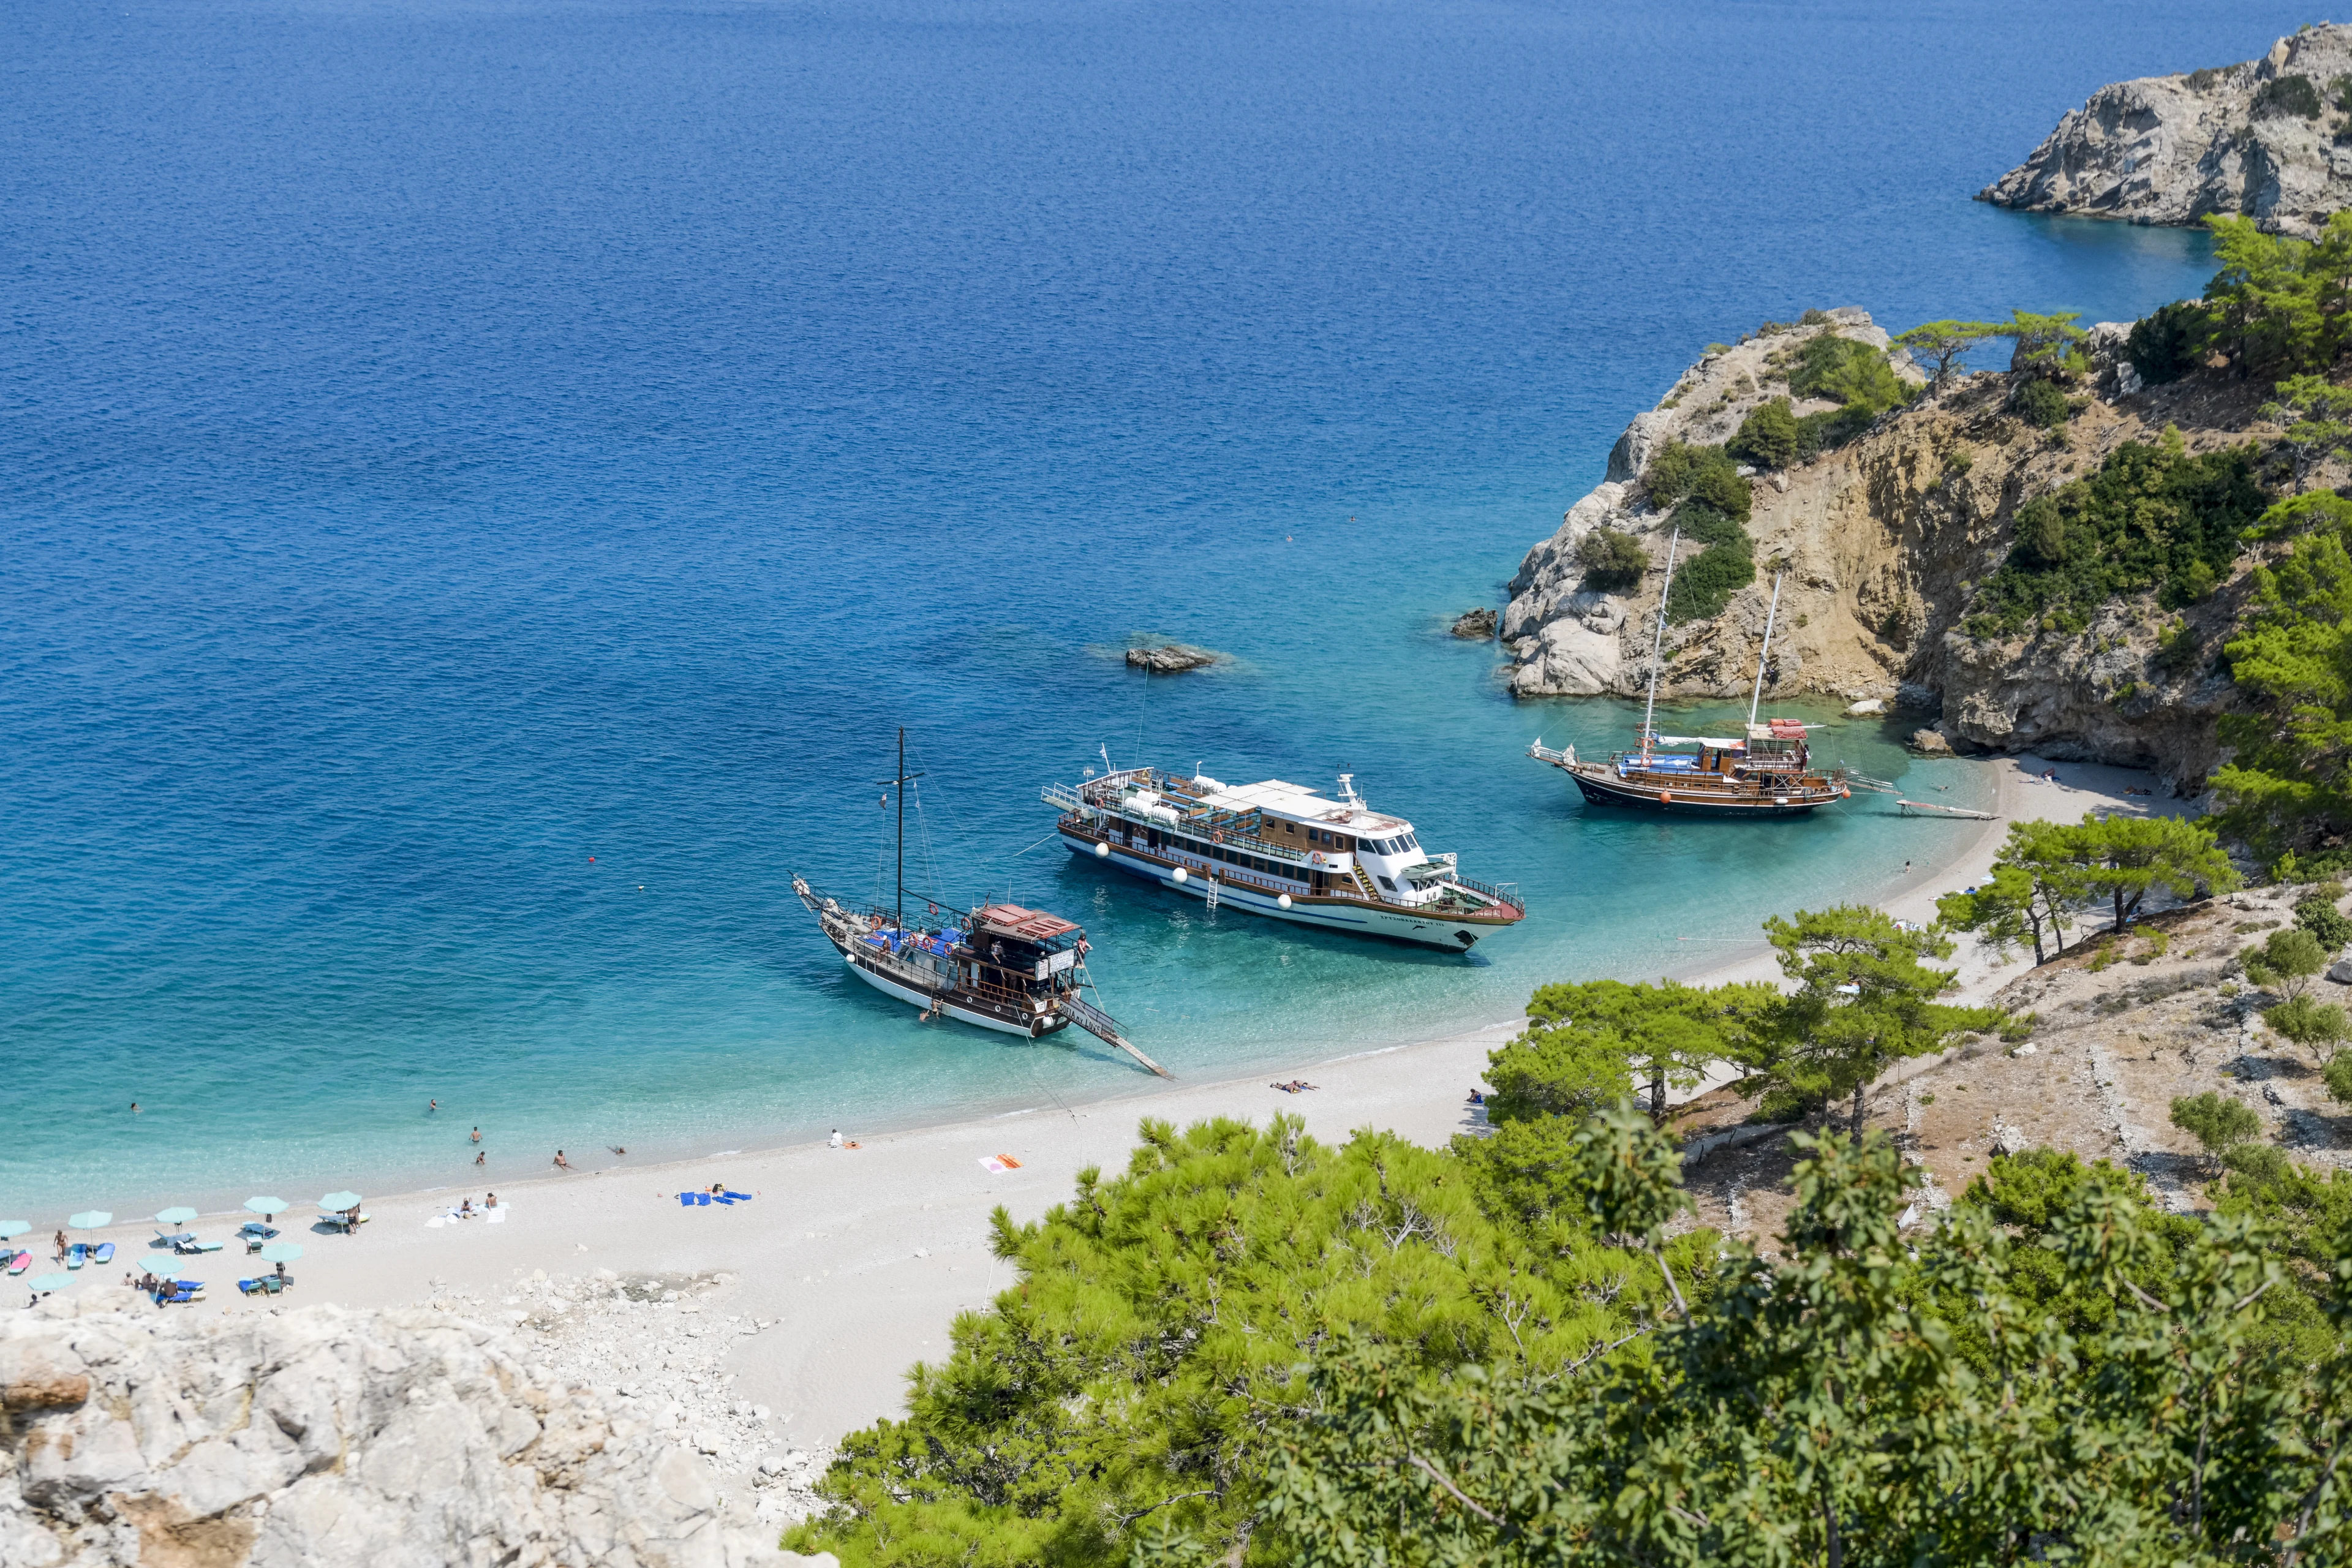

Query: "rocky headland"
(0, 1284), (835, 1568)
(1501, 311), (2272, 790)
(1980, 24), (2352, 235)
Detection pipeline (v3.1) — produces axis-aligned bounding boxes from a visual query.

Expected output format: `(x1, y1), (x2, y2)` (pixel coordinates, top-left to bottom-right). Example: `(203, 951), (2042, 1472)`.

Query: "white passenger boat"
(1044, 767), (1524, 950)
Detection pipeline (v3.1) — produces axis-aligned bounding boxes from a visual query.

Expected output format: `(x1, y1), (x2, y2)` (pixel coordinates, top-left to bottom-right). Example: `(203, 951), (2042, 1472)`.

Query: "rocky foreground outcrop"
(0, 1292), (832, 1568)
(1501, 315), (2263, 790)
(1980, 24), (2352, 236)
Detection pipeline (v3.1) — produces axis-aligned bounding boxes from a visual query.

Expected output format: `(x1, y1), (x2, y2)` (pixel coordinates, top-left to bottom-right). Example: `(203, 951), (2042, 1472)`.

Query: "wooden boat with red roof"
(792, 730), (1170, 1076)
(1528, 557), (1850, 816)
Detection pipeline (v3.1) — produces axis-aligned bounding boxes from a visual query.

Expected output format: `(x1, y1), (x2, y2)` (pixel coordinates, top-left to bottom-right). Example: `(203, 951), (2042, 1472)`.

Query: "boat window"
(1378, 875), (1398, 892)
(1403, 831), (1418, 850)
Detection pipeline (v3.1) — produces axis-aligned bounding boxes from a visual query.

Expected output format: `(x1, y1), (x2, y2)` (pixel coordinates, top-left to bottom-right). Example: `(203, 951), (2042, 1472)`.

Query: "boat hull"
(1566, 766), (1842, 816)
(837, 947), (1068, 1038)
(1062, 833), (1498, 949)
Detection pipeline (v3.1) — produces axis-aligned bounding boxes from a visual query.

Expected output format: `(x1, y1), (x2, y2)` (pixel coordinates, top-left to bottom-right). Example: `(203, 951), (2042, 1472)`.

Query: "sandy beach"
(16, 750), (2183, 1460)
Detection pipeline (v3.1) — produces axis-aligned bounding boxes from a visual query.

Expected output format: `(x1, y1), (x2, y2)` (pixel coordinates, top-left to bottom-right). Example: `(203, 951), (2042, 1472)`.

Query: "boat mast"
(881, 727), (924, 932)
(1640, 527), (1680, 758)
(1748, 570), (1785, 726)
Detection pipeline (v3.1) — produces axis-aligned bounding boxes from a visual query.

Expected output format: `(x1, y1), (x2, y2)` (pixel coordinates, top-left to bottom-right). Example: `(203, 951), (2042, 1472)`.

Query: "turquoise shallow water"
(0, 0), (2290, 1216)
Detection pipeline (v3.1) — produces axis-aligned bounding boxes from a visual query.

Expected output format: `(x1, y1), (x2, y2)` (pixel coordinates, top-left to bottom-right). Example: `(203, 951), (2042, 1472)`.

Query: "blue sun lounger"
(92, 1242), (114, 1265)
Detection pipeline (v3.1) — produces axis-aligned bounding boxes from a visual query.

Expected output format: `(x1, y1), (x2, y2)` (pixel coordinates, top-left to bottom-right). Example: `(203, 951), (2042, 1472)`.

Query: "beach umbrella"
(319, 1191), (362, 1211)
(244, 1197), (288, 1216)
(154, 1207), (198, 1226)
(67, 1211), (112, 1230)
(25, 1273), (75, 1293)
(0, 1221), (28, 1240)
(258, 1243), (303, 1264)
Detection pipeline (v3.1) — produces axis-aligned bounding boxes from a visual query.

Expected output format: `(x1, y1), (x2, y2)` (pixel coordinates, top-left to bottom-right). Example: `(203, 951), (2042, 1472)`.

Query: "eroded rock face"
(1980, 25), (2352, 236)
(0, 1294), (832, 1568)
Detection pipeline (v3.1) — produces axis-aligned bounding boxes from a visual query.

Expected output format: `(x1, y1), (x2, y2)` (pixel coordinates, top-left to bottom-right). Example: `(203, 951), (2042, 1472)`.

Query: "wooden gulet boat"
(794, 731), (1170, 1077)
(1529, 551), (1853, 816)
(1044, 764), (1524, 950)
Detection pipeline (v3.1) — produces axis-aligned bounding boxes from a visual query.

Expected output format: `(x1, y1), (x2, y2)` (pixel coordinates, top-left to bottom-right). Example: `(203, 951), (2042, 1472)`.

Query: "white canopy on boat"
(1654, 735), (1743, 748)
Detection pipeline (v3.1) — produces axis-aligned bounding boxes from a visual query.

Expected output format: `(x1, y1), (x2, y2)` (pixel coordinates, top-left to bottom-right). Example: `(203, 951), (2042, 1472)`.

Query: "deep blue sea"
(0, 0), (2299, 1216)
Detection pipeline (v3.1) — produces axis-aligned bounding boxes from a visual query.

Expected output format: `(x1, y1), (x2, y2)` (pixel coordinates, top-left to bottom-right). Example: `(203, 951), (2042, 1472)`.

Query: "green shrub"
(1790, 333), (1906, 413)
(2328, 1052), (2352, 1104)
(2187, 65), (2228, 91)
(1727, 397), (1802, 469)
(1644, 440), (1750, 518)
(2296, 892), (2352, 949)
(2153, 620), (2203, 675)
(2255, 73), (2324, 119)
(1664, 503), (1755, 624)
(2333, 73), (2352, 111)
(1967, 439), (2267, 635)
(1576, 526), (1647, 589)
(2125, 300), (2209, 385)
(2170, 1091), (2263, 1168)
(2013, 376), (2071, 429)
(2267, 993), (2351, 1061)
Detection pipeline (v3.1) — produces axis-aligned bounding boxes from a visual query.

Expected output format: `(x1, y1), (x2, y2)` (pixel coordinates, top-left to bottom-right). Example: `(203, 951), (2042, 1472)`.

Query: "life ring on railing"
(1213, 831), (1224, 844)
(1310, 851), (1326, 865)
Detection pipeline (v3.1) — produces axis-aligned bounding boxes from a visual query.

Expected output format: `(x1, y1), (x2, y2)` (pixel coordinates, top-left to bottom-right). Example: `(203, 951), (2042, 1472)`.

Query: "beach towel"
(977, 1155), (1024, 1174)
(485, 1204), (506, 1223)
(722, 1191), (752, 1201)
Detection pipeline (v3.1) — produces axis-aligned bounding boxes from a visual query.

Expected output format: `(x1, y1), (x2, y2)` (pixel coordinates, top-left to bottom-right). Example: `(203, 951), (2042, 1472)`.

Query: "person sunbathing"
(554, 1150), (571, 1170)
(458, 1198), (475, 1218)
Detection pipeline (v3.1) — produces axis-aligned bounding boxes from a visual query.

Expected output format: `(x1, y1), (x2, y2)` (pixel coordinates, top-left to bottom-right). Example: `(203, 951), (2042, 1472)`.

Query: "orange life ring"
(1310, 851), (1326, 865)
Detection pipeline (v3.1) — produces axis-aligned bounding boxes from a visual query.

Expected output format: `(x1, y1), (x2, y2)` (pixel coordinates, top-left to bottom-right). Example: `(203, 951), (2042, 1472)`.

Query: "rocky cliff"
(0, 1292), (832, 1568)
(1979, 24), (2352, 236)
(1501, 316), (2266, 791)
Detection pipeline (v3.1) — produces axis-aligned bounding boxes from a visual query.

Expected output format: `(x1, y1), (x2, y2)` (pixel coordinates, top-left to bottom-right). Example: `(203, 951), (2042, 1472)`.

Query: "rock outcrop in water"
(1498, 315), (2263, 792)
(1125, 643), (1221, 674)
(0, 1292), (832, 1568)
(1979, 24), (2352, 236)
(1449, 608), (1497, 639)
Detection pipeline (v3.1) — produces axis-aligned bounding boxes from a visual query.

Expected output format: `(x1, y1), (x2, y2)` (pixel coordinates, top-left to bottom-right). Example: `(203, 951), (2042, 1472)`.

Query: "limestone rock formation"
(0, 1292), (833, 1568)
(1496, 315), (2260, 792)
(1449, 607), (1498, 639)
(1125, 643), (1221, 674)
(1980, 25), (2352, 236)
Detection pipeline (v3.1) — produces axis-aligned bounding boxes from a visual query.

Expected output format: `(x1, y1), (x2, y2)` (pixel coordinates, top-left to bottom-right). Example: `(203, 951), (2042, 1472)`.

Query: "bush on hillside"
(1664, 502), (1755, 624)
(1575, 526), (1646, 589)
(2254, 72), (2324, 119)
(2127, 300), (2209, 385)
(1789, 333), (1907, 413)
(2013, 376), (2071, 429)
(2296, 890), (2352, 949)
(1727, 397), (1802, 469)
(1967, 437), (2267, 634)
(1643, 440), (1751, 520)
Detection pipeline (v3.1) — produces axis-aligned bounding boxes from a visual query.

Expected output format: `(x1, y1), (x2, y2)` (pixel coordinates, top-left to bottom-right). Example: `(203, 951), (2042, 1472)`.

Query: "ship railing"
(1042, 783), (1084, 811)
(1839, 767), (1902, 796)
(1444, 872), (1523, 911)
(1529, 741), (1576, 766)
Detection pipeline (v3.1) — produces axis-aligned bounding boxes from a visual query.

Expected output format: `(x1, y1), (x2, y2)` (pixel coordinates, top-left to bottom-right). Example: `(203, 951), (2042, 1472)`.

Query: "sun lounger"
(4, 1252), (26, 1276)
(238, 1277), (268, 1295)
(92, 1243), (114, 1265)
(155, 1229), (195, 1248)
(172, 1237), (222, 1254)
(65, 1245), (85, 1270)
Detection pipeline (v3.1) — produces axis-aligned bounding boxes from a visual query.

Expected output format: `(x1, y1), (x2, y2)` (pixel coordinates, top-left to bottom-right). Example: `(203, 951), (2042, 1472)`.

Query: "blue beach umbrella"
(319, 1192), (361, 1211)
(244, 1197), (288, 1216)
(25, 1273), (75, 1294)
(259, 1243), (303, 1264)
(154, 1207), (199, 1226)
(0, 1221), (28, 1240)
(67, 1211), (112, 1230)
